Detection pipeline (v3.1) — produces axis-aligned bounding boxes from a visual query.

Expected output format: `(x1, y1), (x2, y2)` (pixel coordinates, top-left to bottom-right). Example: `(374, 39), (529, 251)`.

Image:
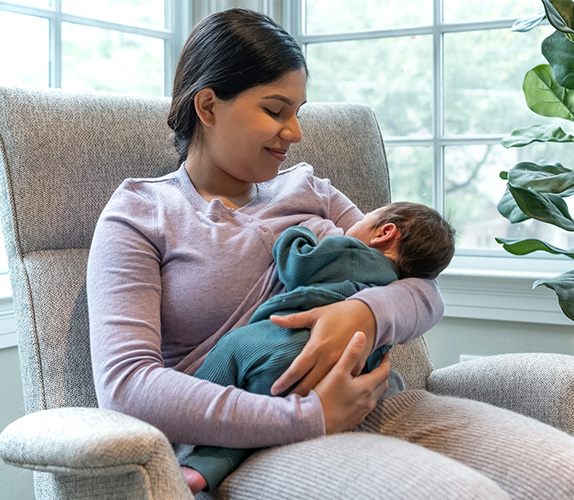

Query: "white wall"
(426, 316), (574, 368)
(0, 346), (34, 500)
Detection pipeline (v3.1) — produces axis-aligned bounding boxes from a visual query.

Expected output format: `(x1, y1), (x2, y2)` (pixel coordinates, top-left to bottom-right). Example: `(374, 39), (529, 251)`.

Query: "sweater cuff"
(347, 278), (444, 349)
(282, 390), (326, 444)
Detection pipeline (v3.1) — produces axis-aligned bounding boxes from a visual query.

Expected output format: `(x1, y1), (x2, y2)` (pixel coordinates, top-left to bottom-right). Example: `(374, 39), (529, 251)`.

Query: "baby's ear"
(370, 223), (400, 247)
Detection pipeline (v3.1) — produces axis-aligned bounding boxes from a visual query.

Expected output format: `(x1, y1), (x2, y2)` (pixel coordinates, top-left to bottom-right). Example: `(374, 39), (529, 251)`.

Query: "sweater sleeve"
(87, 181), (325, 448)
(322, 179), (445, 348)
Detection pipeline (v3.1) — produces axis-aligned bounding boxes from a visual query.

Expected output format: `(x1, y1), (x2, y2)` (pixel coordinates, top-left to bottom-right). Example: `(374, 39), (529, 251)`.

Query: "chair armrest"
(427, 353), (574, 435)
(0, 407), (193, 499)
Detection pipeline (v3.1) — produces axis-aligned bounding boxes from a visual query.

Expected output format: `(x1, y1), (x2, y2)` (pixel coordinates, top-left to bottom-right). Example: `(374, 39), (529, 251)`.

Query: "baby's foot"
(181, 466), (208, 494)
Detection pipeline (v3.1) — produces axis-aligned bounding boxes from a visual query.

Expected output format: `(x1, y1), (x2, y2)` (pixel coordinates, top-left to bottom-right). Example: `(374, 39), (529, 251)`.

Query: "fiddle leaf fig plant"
(496, 0), (574, 320)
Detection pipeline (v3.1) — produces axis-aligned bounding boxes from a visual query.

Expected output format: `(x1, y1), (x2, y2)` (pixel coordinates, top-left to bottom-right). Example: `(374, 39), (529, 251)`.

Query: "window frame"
(0, 0), (190, 95)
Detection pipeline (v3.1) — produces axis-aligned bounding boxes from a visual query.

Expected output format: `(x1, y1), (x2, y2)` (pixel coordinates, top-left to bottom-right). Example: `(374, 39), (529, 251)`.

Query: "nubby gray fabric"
(2, 86), (574, 500)
(428, 352), (574, 433)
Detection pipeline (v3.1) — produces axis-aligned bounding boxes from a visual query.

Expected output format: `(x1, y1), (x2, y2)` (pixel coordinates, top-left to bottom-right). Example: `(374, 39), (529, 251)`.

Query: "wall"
(0, 346), (34, 500)
(425, 316), (574, 369)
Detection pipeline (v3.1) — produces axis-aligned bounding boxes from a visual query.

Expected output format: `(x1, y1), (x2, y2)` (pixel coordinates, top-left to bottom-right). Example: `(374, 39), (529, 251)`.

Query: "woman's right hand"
(313, 331), (391, 434)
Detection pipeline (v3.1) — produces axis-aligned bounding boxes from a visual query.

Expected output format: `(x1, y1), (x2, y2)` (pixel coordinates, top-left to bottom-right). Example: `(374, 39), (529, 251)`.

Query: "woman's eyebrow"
(262, 95), (295, 105)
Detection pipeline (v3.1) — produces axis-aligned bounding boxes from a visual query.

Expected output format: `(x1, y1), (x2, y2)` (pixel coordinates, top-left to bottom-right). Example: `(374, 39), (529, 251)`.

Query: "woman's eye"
(264, 108), (281, 118)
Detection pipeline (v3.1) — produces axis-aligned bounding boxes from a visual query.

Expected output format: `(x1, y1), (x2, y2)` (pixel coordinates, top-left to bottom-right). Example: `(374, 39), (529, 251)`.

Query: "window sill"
(438, 253), (573, 326)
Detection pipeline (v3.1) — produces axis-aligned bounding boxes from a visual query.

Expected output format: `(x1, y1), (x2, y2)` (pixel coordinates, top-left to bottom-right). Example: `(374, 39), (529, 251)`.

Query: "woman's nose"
(280, 115), (302, 144)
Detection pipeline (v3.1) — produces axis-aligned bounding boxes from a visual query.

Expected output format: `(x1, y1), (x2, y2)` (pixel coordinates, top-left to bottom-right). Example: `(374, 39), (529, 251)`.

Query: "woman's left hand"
(269, 299), (376, 396)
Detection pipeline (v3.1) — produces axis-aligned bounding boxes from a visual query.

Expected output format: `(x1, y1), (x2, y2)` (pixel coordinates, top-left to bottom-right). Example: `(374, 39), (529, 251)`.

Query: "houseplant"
(496, 0), (574, 320)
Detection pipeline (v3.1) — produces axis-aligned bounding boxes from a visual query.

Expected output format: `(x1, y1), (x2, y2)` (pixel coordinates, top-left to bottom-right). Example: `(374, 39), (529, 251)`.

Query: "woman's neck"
(184, 156), (257, 209)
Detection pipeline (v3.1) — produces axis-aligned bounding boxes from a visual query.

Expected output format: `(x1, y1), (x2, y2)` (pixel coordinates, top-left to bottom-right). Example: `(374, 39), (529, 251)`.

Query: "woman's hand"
(314, 331), (391, 434)
(270, 299), (376, 396)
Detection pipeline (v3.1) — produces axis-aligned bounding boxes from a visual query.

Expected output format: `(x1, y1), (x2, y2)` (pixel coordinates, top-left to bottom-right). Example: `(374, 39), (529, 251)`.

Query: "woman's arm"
(87, 180), (326, 449)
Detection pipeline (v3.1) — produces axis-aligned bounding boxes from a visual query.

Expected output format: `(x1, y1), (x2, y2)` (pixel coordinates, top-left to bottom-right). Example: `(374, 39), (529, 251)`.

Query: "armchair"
(0, 86), (572, 500)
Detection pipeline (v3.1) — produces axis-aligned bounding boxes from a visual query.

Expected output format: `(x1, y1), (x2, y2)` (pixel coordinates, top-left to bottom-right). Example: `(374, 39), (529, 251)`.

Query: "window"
(0, 0), (190, 276)
(292, 0), (574, 277)
(0, 0), (185, 94)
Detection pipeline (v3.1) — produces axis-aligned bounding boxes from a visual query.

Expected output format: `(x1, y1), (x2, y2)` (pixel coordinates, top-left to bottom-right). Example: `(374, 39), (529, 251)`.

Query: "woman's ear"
(194, 88), (217, 127)
(370, 223), (400, 247)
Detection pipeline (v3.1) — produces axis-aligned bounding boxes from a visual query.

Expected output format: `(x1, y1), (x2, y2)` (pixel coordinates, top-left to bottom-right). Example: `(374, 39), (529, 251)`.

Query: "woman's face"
(202, 68), (308, 187)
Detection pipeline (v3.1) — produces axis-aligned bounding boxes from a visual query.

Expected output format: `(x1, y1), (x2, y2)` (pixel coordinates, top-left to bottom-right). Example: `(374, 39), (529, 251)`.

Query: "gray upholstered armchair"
(0, 86), (573, 500)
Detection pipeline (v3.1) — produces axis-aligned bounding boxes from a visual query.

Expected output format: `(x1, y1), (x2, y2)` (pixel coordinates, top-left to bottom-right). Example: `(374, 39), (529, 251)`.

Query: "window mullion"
(49, 0), (62, 88)
(433, 0), (444, 215)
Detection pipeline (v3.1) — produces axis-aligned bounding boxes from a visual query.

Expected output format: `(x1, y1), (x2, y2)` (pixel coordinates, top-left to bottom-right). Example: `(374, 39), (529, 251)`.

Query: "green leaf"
(523, 64), (574, 120)
(534, 269), (574, 321)
(501, 122), (574, 147)
(497, 186), (530, 223)
(542, 31), (574, 89)
(507, 161), (574, 194)
(509, 184), (574, 230)
(495, 237), (574, 258)
(542, 0), (574, 33)
(511, 6), (547, 32)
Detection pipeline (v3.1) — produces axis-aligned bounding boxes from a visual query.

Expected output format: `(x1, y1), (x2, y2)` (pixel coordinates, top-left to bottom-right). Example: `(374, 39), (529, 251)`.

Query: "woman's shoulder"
(269, 162), (331, 194)
(108, 169), (181, 205)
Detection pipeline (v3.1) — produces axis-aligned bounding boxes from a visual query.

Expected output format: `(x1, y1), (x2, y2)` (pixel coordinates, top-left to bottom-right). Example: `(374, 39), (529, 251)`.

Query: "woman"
(87, 9), (574, 498)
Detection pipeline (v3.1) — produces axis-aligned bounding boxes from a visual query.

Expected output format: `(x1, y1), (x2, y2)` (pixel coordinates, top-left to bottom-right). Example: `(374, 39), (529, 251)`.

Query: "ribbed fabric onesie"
(184, 225), (399, 489)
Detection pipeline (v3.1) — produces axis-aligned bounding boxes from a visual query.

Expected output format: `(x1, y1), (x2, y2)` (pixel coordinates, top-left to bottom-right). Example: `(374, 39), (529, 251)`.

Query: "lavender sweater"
(87, 163), (444, 449)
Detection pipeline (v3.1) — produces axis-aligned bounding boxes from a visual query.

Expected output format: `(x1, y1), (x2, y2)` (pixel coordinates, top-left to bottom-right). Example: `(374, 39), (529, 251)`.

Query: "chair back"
(0, 87), (432, 417)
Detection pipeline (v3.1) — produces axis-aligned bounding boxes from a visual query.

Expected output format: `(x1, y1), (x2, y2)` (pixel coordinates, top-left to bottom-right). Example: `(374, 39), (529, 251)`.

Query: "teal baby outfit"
(182, 225), (399, 490)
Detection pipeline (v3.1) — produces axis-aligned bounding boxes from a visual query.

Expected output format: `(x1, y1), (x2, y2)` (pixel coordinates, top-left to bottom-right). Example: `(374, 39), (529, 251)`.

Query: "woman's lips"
(265, 147), (288, 162)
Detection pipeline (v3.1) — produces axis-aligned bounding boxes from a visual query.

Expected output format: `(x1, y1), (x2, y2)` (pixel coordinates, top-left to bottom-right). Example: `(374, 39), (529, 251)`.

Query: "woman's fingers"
(315, 339), (391, 435)
(360, 350), (391, 400)
(270, 302), (376, 396)
(332, 331), (366, 374)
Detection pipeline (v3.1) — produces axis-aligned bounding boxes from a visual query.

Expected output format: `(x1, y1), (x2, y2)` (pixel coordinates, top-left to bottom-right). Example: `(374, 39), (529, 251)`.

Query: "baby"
(181, 201), (456, 493)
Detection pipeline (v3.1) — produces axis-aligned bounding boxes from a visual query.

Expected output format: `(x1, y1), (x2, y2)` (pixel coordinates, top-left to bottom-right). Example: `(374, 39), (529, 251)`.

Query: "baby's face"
(345, 208), (384, 247)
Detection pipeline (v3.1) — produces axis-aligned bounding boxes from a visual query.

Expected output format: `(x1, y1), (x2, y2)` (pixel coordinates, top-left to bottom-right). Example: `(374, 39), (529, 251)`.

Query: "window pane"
(7, 0), (49, 7)
(445, 142), (574, 251)
(62, 23), (164, 95)
(62, 0), (165, 29)
(444, 25), (554, 136)
(386, 146), (433, 206)
(307, 36), (433, 137)
(444, 0), (541, 23)
(305, 0), (432, 34)
(0, 12), (49, 87)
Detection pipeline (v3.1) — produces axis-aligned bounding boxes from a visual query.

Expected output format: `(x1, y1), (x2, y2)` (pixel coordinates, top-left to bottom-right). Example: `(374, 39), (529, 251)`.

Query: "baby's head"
(346, 202), (455, 279)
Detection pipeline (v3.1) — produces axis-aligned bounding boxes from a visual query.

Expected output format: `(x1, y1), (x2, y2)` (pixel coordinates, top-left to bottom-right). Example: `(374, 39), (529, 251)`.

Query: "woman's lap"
(210, 432), (508, 500)
(358, 389), (574, 499)
(206, 390), (574, 499)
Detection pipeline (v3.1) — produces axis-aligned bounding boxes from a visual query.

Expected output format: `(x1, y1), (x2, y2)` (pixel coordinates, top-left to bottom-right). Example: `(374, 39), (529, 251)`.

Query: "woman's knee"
(217, 433), (510, 499)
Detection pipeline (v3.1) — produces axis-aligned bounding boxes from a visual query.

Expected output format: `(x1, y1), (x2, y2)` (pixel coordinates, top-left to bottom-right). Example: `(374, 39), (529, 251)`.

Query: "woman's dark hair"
(373, 202), (456, 280)
(167, 8), (308, 164)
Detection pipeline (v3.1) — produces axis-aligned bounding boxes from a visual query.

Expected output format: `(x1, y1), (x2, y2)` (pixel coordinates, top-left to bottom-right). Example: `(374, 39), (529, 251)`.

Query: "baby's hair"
(372, 202), (455, 279)
(167, 9), (308, 165)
